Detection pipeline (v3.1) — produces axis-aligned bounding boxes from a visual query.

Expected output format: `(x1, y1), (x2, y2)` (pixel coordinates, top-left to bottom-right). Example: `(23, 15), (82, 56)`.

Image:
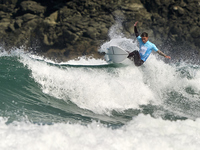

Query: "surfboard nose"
(105, 46), (128, 63)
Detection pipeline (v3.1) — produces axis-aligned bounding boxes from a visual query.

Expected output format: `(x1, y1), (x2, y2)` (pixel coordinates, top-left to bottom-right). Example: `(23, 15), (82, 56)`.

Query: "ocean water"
(1, 23), (200, 150)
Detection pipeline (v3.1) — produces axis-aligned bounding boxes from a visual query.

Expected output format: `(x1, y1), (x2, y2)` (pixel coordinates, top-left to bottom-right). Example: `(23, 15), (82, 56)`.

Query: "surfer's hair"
(141, 32), (148, 37)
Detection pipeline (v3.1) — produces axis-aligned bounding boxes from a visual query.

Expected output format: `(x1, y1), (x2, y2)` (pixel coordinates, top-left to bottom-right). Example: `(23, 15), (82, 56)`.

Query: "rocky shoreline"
(0, 0), (199, 61)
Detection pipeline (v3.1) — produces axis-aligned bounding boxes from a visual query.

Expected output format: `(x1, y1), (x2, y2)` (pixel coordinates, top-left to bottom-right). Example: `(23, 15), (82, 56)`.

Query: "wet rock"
(0, 0), (199, 61)
(190, 26), (200, 38)
(121, 3), (144, 11)
(20, 1), (46, 16)
(141, 0), (200, 54)
(0, 21), (10, 30)
(44, 11), (58, 25)
(84, 27), (98, 39)
(21, 13), (38, 22)
(14, 19), (23, 28)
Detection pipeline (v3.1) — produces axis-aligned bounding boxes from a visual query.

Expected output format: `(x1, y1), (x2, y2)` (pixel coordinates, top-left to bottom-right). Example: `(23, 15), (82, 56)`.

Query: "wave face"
(1, 23), (200, 149)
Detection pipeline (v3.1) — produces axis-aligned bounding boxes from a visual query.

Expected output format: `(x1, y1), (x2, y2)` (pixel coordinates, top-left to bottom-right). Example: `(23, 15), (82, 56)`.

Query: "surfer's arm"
(157, 50), (171, 59)
(134, 21), (139, 37)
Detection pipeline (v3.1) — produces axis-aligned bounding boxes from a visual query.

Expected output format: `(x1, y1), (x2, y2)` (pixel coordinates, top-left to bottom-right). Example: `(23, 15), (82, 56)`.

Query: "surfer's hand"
(165, 56), (171, 59)
(134, 21), (138, 26)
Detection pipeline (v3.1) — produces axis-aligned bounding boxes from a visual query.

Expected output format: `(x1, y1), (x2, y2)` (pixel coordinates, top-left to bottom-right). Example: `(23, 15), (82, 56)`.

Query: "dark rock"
(0, 4), (16, 13)
(84, 27), (98, 39)
(0, 0), (199, 61)
(194, 39), (200, 47)
(14, 19), (23, 28)
(21, 13), (38, 22)
(190, 26), (200, 38)
(0, 11), (11, 19)
(20, 1), (46, 15)
(7, 23), (15, 32)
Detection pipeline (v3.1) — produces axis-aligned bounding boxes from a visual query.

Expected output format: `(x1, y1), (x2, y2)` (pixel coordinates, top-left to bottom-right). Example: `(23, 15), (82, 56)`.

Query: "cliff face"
(0, 0), (199, 60)
(141, 0), (200, 50)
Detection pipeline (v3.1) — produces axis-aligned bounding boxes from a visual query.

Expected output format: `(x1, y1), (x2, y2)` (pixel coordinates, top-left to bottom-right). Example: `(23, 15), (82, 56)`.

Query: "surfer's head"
(141, 32), (148, 43)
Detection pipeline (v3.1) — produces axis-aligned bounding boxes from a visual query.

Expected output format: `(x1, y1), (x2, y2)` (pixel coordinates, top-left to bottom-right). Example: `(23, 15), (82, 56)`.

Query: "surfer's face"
(142, 37), (148, 43)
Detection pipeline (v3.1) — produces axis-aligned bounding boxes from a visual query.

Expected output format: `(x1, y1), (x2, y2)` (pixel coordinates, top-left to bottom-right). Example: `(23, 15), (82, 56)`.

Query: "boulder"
(20, 1), (46, 15)
(44, 11), (58, 25)
(190, 26), (200, 38)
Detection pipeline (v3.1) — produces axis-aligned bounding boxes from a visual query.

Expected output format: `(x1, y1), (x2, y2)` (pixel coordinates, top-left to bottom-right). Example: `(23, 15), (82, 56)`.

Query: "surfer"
(127, 21), (171, 66)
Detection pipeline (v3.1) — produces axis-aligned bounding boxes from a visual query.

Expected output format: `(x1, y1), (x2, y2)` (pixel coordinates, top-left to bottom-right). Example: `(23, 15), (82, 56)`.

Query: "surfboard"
(105, 46), (129, 63)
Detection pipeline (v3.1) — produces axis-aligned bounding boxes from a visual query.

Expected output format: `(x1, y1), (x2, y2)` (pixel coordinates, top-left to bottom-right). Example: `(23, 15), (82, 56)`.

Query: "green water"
(1, 53), (200, 128)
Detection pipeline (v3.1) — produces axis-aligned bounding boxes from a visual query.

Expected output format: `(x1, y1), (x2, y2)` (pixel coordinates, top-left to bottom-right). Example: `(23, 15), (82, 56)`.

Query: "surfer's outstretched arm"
(157, 50), (171, 59)
(134, 21), (139, 37)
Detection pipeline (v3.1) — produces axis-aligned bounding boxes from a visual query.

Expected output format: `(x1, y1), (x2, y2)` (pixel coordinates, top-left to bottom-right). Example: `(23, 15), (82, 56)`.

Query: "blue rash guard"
(137, 36), (158, 61)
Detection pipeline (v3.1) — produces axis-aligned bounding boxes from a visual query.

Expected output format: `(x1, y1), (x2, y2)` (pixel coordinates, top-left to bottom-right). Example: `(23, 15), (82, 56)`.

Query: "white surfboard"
(105, 46), (129, 63)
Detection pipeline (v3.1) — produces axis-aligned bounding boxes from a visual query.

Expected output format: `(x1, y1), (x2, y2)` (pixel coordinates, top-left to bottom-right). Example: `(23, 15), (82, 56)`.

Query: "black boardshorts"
(127, 50), (144, 66)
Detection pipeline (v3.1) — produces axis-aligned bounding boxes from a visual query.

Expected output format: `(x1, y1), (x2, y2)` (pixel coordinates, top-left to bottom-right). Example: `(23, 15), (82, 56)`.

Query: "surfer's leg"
(133, 51), (144, 66)
(134, 59), (144, 66)
(127, 50), (136, 61)
(128, 50), (144, 66)
(127, 51), (136, 58)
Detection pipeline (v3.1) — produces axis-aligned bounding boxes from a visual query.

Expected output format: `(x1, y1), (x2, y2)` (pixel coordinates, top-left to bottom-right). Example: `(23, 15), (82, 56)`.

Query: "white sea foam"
(19, 54), (153, 114)
(0, 47), (24, 57)
(1, 114), (200, 150)
(17, 44), (200, 116)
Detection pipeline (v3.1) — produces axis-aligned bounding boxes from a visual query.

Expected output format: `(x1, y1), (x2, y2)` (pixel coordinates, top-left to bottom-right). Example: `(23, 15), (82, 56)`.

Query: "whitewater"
(1, 22), (200, 150)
